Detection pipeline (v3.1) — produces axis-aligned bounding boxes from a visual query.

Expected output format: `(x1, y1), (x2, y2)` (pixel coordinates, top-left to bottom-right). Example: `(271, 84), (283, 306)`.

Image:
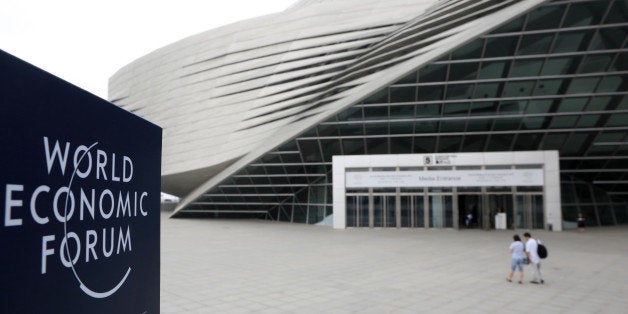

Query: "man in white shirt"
(524, 232), (544, 284)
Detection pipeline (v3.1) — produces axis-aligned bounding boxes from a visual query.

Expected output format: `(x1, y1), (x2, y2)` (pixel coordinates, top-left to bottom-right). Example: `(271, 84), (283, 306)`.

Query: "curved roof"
(110, 0), (441, 195)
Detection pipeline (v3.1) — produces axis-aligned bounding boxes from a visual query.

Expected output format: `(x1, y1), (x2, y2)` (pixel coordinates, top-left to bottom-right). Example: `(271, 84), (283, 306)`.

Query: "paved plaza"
(160, 211), (628, 313)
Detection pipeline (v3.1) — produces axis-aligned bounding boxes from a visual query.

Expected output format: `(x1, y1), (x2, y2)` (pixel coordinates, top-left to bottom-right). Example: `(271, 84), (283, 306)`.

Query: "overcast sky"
(1, 0), (296, 99)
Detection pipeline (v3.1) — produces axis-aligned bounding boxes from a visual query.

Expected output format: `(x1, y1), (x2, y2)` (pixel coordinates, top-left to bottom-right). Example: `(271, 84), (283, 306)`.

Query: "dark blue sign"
(0, 50), (161, 313)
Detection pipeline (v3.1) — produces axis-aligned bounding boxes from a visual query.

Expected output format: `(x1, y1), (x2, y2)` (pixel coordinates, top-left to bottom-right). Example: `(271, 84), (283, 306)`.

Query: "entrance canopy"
(333, 151), (561, 230)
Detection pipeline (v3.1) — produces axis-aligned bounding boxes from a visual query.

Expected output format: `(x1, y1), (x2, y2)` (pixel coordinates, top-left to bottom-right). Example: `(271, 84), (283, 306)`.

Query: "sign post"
(0, 50), (162, 313)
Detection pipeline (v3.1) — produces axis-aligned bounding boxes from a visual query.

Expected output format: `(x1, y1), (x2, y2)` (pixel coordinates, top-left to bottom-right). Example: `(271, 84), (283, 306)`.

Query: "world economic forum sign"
(0, 50), (161, 313)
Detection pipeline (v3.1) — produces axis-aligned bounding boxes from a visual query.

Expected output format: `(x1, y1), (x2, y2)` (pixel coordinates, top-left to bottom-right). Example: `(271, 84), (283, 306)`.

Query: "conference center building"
(110, 0), (628, 231)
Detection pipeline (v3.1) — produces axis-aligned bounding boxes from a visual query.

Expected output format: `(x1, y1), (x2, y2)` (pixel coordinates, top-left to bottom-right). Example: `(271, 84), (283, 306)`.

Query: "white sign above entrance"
(345, 169), (544, 188)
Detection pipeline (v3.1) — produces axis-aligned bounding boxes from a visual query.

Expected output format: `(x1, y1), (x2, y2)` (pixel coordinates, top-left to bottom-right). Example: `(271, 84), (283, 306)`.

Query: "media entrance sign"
(0, 50), (161, 313)
(345, 169), (544, 188)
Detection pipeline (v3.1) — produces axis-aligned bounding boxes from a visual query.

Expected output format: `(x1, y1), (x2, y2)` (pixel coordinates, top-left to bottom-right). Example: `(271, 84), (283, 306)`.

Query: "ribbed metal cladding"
(110, 0), (442, 197)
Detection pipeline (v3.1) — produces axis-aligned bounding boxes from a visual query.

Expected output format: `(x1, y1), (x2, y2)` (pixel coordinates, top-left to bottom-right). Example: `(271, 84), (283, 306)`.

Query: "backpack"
(537, 240), (548, 259)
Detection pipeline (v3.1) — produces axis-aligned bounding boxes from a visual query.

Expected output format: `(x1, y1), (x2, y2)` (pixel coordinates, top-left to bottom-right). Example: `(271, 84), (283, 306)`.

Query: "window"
(479, 61), (506, 79)
(415, 121), (439, 133)
(577, 115), (600, 127)
(590, 28), (627, 50)
(604, 0), (628, 24)
(563, 1), (607, 27)
(416, 103), (441, 117)
(474, 83), (500, 98)
(470, 102), (498, 116)
(533, 79), (562, 96)
(521, 117), (547, 130)
(418, 85), (444, 101)
(526, 99), (553, 114)
(437, 136), (461, 152)
(389, 121), (414, 134)
(366, 138), (388, 154)
(525, 5), (564, 30)
(596, 76), (624, 93)
(467, 119), (493, 131)
(413, 137), (436, 152)
(419, 64), (447, 82)
(510, 59), (543, 77)
(567, 77), (600, 94)
(542, 133), (568, 150)
(503, 80), (535, 97)
(449, 63), (478, 81)
(390, 86), (416, 103)
(461, 135), (487, 152)
(586, 97), (611, 111)
(440, 120), (466, 132)
(443, 103), (469, 116)
(517, 34), (553, 55)
(446, 84), (474, 100)
(364, 122), (389, 135)
(551, 116), (579, 129)
(498, 100), (526, 114)
(542, 57), (575, 75)
(557, 98), (587, 112)
(485, 36), (518, 57)
(580, 54), (613, 73)
(390, 105), (415, 119)
(364, 106), (388, 120)
(493, 118), (520, 131)
(553, 31), (592, 53)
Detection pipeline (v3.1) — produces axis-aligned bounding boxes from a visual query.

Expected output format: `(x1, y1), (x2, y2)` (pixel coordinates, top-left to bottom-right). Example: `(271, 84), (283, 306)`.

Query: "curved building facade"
(111, 0), (628, 230)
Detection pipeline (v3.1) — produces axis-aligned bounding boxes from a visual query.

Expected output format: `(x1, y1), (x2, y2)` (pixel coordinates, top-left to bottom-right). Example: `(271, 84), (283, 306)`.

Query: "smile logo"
(60, 142), (131, 298)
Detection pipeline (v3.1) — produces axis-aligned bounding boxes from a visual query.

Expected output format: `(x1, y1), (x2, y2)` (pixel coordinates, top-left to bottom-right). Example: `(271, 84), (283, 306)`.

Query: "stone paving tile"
(160, 211), (628, 313)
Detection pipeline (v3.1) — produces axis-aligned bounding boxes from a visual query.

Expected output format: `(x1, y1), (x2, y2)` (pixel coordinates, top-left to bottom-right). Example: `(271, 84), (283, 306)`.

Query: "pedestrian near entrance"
(507, 234), (524, 284)
(524, 232), (544, 284)
(465, 213), (473, 228)
(577, 212), (586, 232)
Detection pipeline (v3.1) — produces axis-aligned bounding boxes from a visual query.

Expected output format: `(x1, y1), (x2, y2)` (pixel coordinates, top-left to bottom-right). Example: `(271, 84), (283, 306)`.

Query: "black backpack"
(537, 240), (548, 259)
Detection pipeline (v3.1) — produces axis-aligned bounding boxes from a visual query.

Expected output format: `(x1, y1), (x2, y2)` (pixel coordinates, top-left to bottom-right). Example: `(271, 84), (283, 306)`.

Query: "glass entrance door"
(429, 195), (453, 228)
(514, 195), (544, 229)
(373, 194), (396, 228)
(346, 195), (369, 227)
(401, 194), (425, 228)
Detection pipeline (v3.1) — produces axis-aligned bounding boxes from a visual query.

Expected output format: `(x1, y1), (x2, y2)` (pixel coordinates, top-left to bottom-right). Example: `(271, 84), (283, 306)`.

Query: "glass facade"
(182, 0), (628, 228)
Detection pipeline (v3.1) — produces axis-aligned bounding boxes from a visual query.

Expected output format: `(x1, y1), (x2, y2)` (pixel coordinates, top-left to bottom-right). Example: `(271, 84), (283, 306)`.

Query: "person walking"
(507, 234), (525, 284)
(465, 212), (473, 228)
(524, 232), (544, 284)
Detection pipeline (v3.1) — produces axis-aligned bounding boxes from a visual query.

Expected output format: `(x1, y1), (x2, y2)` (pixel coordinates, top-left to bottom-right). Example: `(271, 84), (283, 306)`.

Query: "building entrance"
(458, 194), (481, 228)
(334, 152), (560, 230)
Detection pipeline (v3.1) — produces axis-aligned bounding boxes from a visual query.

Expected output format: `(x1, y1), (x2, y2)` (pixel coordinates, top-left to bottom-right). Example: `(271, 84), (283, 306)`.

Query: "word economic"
(3, 137), (150, 274)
